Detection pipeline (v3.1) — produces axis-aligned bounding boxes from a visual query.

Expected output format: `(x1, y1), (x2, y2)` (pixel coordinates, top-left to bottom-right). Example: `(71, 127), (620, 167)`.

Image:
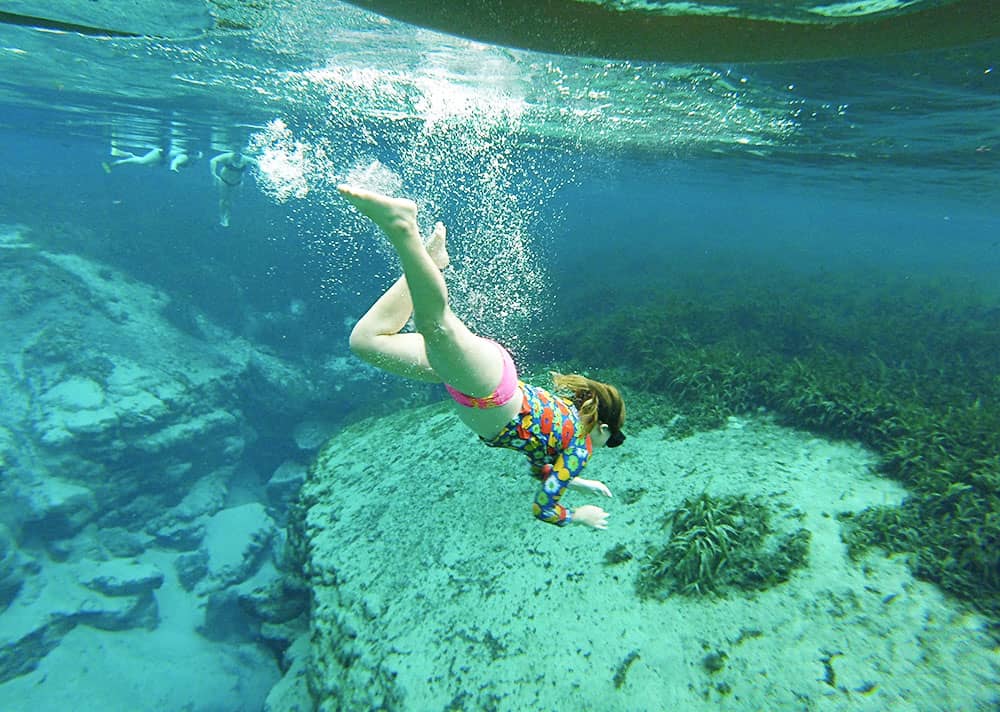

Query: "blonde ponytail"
(551, 372), (626, 436)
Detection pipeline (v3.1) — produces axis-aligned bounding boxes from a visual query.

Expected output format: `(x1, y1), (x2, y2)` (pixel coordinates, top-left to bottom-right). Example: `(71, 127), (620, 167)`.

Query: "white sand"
(0, 548), (279, 711)
(303, 404), (999, 711)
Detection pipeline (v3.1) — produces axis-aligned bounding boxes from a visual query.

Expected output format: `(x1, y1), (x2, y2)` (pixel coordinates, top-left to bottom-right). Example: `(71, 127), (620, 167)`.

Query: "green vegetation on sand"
(550, 270), (1000, 615)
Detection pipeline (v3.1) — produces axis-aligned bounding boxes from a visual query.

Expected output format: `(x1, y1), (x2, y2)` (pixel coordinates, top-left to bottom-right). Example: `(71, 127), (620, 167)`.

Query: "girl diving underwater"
(340, 186), (626, 530)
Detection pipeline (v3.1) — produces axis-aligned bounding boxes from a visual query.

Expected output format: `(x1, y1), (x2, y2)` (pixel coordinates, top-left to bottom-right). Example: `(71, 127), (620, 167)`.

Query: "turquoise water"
(0, 3), (998, 710)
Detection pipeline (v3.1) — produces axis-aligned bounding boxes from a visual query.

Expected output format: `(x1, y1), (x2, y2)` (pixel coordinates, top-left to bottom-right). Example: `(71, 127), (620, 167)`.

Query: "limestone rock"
(266, 460), (308, 510)
(174, 550), (208, 592)
(292, 420), (336, 451)
(0, 563), (158, 683)
(151, 519), (205, 551)
(77, 559), (164, 596)
(172, 474), (228, 521)
(149, 474), (228, 549)
(244, 353), (318, 421)
(199, 588), (258, 642)
(41, 376), (105, 411)
(2, 250), (255, 533)
(0, 526), (24, 610)
(199, 557), (306, 641)
(235, 561), (309, 625)
(21, 477), (97, 539)
(137, 409), (243, 457)
(264, 635), (314, 712)
(198, 503), (275, 592)
(96, 527), (147, 558)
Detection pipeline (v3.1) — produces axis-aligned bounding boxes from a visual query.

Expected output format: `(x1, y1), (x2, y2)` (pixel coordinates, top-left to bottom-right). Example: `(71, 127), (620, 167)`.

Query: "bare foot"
(338, 184), (419, 243)
(426, 221), (449, 269)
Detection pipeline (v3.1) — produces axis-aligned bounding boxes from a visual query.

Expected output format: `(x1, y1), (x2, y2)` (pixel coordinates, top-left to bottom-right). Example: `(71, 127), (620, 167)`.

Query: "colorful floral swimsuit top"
(482, 380), (592, 526)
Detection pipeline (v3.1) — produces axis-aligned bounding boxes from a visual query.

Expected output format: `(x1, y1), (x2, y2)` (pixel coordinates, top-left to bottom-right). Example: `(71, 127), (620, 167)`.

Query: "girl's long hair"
(550, 372), (625, 436)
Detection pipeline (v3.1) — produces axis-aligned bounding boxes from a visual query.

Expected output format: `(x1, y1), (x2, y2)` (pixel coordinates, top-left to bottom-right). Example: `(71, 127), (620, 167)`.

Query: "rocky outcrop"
(0, 559), (158, 683)
(264, 635), (314, 712)
(1, 248), (367, 538)
(76, 559), (165, 597)
(0, 243), (352, 703)
(4, 250), (244, 537)
(267, 460), (309, 516)
(295, 406), (1000, 712)
(0, 526), (24, 611)
(19, 477), (98, 543)
(296, 406), (496, 711)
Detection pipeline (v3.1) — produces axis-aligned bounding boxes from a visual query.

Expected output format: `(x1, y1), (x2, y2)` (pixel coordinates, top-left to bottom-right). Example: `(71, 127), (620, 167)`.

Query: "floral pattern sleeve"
(532, 442), (591, 526)
(482, 381), (593, 526)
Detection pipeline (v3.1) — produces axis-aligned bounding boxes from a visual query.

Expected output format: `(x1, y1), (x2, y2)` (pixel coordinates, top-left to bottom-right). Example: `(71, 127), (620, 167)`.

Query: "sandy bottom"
(304, 406), (999, 711)
(0, 549), (279, 712)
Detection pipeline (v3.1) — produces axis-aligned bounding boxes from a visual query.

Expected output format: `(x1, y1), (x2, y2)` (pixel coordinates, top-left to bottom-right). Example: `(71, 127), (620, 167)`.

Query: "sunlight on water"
(575, 0), (931, 19)
(808, 0), (925, 18)
(411, 72), (526, 128)
(250, 57), (555, 350)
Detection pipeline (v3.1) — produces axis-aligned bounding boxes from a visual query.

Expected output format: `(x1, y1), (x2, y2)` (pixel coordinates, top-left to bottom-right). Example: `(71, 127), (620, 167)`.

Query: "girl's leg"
(340, 185), (502, 397)
(218, 183), (233, 228)
(349, 264), (440, 383)
(114, 148), (163, 168)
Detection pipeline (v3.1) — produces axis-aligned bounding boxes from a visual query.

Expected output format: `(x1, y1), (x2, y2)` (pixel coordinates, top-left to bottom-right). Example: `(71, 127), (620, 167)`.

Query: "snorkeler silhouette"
(102, 145), (164, 173)
(169, 147), (203, 172)
(210, 150), (258, 227)
(102, 134), (201, 174)
(340, 185), (626, 530)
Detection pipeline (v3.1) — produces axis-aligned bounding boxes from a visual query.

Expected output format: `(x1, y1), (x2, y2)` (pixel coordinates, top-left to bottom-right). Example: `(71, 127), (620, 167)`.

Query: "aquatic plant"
(613, 650), (640, 689)
(603, 543), (634, 565)
(544, 266), (1000, 614)
(637, 493), (810, 599)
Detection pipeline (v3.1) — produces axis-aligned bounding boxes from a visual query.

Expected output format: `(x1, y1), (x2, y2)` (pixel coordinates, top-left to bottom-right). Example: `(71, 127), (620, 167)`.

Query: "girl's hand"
(572, 477), (613, 498)
(587, 479), (613, 498)
(573, 504), (609, 530)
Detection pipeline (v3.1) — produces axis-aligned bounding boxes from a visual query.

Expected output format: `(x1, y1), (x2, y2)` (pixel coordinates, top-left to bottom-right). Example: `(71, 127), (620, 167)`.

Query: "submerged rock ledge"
(0, 242), (335, 707)
(297, 405), (998, 711)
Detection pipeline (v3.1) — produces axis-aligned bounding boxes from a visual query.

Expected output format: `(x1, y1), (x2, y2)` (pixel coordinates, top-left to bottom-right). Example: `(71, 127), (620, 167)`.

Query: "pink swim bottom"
(444, 341), (519, 409)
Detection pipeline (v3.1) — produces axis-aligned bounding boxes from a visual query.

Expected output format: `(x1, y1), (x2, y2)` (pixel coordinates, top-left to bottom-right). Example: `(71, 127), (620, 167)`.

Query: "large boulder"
(19, 477), (97, 540)
(198, 503), (276, 593)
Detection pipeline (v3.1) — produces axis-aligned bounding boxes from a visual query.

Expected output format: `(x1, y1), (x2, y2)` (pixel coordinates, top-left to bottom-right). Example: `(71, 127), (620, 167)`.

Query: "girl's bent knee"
(348, 327), (374, 359)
